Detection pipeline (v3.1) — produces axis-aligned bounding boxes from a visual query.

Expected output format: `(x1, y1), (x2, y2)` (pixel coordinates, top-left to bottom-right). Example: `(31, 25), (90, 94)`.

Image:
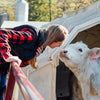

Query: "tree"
(26, 0), (62, 21)
(0, 0), (17, 21)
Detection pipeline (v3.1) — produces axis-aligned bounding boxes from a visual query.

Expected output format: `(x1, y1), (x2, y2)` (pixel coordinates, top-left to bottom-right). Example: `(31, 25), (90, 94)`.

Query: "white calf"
(60, 41), (100, 100)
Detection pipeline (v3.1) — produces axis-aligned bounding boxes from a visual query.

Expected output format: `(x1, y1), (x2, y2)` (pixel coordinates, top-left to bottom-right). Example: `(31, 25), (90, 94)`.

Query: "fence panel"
(5, 62), (44, 100)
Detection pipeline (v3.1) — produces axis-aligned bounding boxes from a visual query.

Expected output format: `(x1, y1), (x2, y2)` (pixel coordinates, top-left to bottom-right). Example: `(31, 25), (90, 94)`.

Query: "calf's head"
(60, 41), (100, 68)
(60, 41), (90, 67)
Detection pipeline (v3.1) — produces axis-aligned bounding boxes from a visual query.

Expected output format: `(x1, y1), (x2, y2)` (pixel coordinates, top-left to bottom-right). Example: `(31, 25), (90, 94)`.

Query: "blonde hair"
(28, 24), (69, 69)
(42, 24), (68, 48)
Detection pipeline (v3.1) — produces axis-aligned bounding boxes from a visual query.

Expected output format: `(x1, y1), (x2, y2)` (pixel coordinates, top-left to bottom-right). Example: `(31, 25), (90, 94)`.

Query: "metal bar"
(5, 68), (15, 100)
(5, 62), (44, 100)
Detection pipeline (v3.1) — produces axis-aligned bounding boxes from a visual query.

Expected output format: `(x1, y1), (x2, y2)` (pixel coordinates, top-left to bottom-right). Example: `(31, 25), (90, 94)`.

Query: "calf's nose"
(63, 50), (68, 53)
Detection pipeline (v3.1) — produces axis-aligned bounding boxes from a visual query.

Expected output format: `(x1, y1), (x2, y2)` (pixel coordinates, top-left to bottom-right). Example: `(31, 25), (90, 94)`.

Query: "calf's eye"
(63, 50), (68, 53)
(78, 48), (83, 52)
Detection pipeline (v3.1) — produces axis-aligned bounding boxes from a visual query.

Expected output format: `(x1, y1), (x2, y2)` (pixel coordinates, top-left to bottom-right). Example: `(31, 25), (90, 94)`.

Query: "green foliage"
(0, 0), (17, 21)
(27, 0), (61, 22)
(92, 0), (100, 2)
(27, 0), (99, 22)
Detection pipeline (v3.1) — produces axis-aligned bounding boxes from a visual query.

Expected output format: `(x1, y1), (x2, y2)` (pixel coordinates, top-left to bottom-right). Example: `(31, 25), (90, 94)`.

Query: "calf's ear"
(87, 47), (100, 57)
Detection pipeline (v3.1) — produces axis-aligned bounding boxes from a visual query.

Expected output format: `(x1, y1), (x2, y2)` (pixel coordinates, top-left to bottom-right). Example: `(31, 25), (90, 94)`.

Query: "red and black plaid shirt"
(0, 27), (37, 67)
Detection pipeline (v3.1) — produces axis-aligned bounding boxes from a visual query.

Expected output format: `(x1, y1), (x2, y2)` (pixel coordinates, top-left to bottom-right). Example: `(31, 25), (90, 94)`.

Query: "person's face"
(49, 41), (63, 48)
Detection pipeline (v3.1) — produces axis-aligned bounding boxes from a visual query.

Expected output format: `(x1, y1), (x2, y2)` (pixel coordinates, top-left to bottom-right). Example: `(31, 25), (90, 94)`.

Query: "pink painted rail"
(4, 62), (44, 100)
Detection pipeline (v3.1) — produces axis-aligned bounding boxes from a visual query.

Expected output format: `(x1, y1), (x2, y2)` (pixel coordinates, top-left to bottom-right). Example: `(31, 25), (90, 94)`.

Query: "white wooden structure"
(35, 1), (100, 100)
(1, 1), (100, 100)
(1, 21), (49, 29)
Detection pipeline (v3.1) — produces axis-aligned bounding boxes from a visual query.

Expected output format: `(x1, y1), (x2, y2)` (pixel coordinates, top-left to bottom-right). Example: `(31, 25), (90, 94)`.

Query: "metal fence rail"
(4, 62), (44, 100)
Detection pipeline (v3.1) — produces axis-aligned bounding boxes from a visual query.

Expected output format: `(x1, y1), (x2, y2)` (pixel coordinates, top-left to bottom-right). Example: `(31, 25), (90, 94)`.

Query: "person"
(0, 24), (68, 100)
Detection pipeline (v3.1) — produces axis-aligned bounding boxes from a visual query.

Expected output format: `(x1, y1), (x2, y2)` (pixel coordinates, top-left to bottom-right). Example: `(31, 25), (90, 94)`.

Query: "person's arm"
(0, 29), (36, 65)
(0, 29), (12, 60)
(0, 40), (22, 66)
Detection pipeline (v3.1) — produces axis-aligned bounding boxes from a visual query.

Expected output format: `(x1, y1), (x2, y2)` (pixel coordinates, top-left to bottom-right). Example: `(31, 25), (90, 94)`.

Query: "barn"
(1, 1), (100, 100)
(36, 1), (100, 100)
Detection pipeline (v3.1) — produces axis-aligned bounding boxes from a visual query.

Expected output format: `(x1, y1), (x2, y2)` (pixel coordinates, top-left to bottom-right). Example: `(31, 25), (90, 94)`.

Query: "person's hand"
(5, 56), (22, 66)
(36, 46), (43, 57)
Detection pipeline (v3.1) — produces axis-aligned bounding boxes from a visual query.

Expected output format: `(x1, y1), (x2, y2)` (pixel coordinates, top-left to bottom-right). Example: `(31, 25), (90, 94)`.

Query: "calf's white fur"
(60, 41), (100, 100)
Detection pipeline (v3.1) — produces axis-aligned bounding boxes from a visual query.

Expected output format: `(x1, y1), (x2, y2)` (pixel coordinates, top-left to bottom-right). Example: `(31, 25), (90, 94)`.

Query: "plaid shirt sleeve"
(0, 28), (36, 61)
